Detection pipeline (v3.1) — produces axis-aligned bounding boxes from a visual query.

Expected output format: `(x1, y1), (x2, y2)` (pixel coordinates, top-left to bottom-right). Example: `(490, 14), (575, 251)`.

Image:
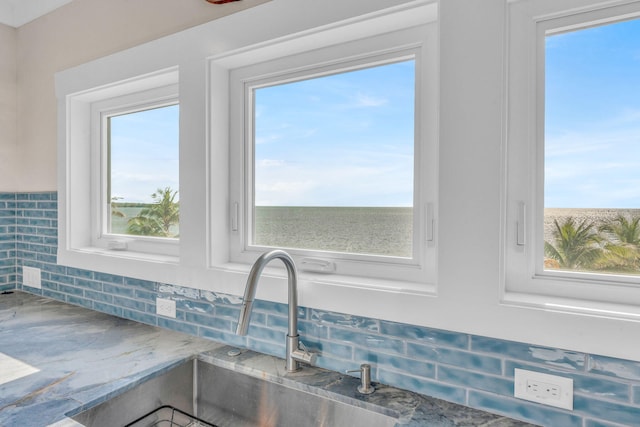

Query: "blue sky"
(108, 20), (640, 210)
(254, 60), (415, 207)
(545, 18), (640, 209)
(109, 104), (179, 204)
(109, 61), (414, 207)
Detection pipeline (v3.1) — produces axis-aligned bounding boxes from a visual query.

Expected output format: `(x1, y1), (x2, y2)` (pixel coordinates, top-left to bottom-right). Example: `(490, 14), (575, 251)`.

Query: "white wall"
(11, 0), (269, 192)
(0, 23), (16, 191)
(439, 0), (510, 335)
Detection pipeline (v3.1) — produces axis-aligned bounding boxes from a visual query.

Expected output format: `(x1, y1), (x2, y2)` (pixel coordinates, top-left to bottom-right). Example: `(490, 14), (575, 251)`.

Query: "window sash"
(246, 59), (416, 260)
(226, 31), (436, 284)
(90, 84), (180, 257)
(504, 0), (640, 316)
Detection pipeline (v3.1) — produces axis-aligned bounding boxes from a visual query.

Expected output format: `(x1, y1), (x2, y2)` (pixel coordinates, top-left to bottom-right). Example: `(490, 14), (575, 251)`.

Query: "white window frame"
(218, 22), (437, 288)
(91, 85), (179, 256)
(58, 68), (181, 280)
(57, 0), (439, 308)
(504, 0), (640, 318)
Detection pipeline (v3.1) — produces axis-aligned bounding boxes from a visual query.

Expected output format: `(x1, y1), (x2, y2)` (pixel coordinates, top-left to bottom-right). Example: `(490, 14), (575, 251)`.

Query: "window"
(544, 18), (640, 277)
(225, 24), (436, 285)
(107, 104), (179, 239)
(251, 60), (415, 258)
(505, 1), (640, 316)
(90, 82), (179, 256)
(58, 68), (180, 277)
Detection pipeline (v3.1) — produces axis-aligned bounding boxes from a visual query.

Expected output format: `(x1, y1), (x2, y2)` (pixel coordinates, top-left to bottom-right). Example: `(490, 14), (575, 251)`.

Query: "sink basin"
(70, 358), (399, 427)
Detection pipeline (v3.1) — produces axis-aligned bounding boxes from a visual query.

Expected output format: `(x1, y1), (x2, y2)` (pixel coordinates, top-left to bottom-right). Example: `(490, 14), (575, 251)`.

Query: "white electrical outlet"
(22, 266), (41, 289)
(156, 298), (176, 318)
(514, 368), (573, 410)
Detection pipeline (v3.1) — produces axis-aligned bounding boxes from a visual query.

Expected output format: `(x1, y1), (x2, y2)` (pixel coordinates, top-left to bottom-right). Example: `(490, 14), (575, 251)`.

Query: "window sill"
(214, 261), (435, 293)
(501, 290), (640, 322)
(207, 261), (436, 321)
(57, 246), (179, 284)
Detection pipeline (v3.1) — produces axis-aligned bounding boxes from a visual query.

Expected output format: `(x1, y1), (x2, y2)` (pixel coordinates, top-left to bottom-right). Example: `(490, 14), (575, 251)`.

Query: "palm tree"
(127, 187), (179, 237)
(599, 214), (640, 246)
(596, 214), (640, 273)
(544, 217), (603, 270)
(593, 244), (640, 273)
(127, 215), (165, 236)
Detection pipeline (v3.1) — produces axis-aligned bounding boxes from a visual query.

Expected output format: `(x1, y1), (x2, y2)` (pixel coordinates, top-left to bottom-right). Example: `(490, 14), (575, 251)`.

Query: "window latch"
(516, 201), (526, 246)
(231, 202), (239, 232)
(426, 202), (435, 243)
(300, 258), (335, 273)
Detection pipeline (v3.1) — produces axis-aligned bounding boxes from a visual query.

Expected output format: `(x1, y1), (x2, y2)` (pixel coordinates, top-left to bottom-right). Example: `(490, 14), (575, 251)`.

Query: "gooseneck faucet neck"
(236, 250), (298, 338)
(235, 250), (316, 372)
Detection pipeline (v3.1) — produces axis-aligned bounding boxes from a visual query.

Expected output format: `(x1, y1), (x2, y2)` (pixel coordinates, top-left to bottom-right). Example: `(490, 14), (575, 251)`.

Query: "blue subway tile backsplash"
(4, 191), (640, 426)
(468, 391), (584, 427)
(471, 336), (587, 371)
(0, 193), (16, 292)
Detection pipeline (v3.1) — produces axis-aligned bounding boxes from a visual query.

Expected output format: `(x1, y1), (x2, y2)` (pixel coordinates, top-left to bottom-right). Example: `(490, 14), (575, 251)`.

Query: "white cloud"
(353, 92), (388, 108)
(254, 150), (413, 207)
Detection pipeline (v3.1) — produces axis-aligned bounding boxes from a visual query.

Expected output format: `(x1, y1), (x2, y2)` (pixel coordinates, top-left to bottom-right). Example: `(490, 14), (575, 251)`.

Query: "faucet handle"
(291, 340), (317, 366)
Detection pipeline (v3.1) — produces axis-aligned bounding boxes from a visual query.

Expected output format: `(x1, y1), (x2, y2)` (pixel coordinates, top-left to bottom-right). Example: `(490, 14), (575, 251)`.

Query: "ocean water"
(111, 207), (144, 234)
(110, 206), (640, 259)
(254, 206), (413, 257)
(109, 206), (413, 257)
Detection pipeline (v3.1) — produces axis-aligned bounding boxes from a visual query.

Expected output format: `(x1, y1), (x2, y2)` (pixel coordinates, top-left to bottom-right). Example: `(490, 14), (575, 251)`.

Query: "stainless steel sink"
(71, 358), (399, 427)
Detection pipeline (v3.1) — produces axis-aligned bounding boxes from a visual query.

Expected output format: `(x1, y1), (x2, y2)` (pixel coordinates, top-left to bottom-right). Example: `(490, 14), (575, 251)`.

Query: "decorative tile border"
(4, 192), (640, 426)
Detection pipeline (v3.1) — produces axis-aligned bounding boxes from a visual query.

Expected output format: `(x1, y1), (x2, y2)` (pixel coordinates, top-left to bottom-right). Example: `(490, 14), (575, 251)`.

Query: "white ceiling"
(0, 0), (72, 28)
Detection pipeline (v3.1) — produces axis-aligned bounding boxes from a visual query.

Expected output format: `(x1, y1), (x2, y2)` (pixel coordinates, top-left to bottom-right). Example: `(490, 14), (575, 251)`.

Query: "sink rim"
(69, 349), (403, 427)
(65, 356), (194, 419)
(195, 348), (406, 420)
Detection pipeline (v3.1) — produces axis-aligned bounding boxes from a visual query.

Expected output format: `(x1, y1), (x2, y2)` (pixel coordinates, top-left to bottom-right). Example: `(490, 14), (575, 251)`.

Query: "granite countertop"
(0, 291), (537, 427)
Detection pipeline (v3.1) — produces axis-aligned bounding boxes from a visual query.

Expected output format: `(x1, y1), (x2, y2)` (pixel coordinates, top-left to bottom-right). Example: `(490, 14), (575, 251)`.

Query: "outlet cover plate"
(23, 266), (41, 289)
(156, 298), (176, 318)
(514, 368), (573, 410)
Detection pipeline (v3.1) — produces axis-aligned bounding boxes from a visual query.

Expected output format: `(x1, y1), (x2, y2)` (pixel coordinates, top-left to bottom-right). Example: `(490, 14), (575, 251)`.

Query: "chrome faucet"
(236, 249), (317, 372)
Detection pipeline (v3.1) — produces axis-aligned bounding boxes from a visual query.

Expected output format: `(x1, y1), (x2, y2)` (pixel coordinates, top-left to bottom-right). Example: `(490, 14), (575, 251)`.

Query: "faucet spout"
(236, 249), (316, 372)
